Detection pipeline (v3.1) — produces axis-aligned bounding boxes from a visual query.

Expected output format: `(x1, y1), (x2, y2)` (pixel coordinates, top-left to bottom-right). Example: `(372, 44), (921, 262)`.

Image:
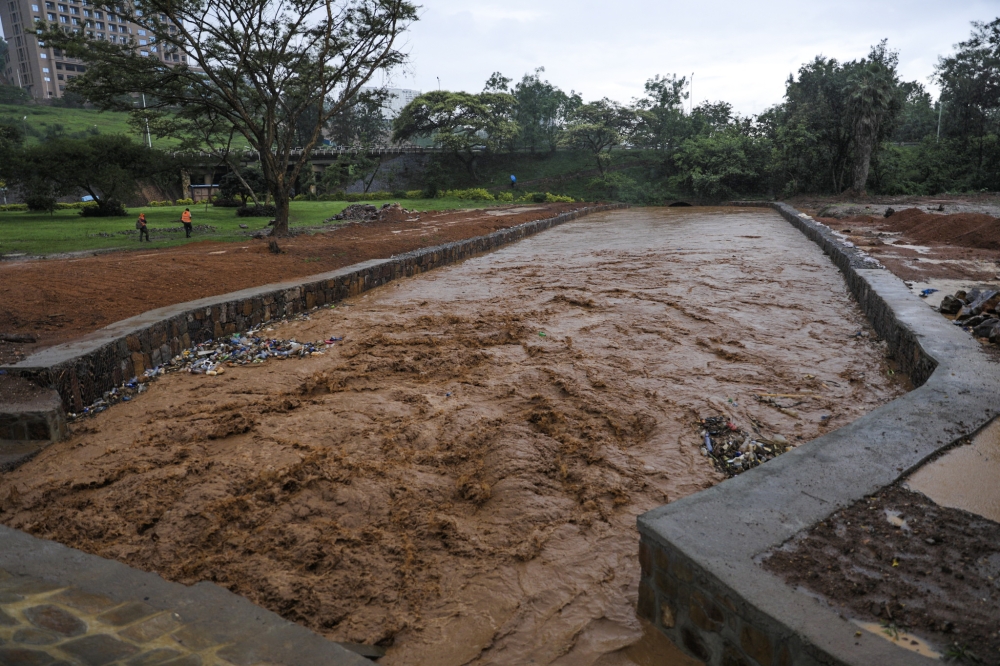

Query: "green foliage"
(147, 200), (173, 207)
(405, 189), (425, 199)
(80, 201), (126, 217)
(174, 198), (195, 206)
(2, 134), (172, 216)
(0, 85), (31, 106)
(562, 99), (637, 174)
(544, 193), (575, 203)
(236, 204), (277, 217)
(393, 90), (520, 177)
(25, 194), (57, 214)
(440, 188), (495, 201)
(0, 204), (29, 212)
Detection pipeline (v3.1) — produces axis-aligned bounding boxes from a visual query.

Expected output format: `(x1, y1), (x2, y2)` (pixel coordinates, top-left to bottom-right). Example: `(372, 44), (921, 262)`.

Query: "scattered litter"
(66, 313), (333, 422)
(919, 288), (938, 298)
(538, 331), (547, 337)
(698, 416), (790, 477)
(885, 509), (909, 531)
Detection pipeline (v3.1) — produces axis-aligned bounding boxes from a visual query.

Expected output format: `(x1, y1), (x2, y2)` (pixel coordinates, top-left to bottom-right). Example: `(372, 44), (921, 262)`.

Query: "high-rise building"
(0, 0), (189, 100)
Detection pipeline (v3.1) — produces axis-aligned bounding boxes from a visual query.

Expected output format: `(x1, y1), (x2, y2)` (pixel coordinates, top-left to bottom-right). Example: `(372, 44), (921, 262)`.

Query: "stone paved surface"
(0, 527), (368, 666)
(0, 569), (218, 665)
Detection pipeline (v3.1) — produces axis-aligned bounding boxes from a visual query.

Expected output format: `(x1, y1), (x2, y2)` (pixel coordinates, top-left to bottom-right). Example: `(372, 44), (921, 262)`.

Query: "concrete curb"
(636, 202), (1000, 665)
(0, 204), (625, 422)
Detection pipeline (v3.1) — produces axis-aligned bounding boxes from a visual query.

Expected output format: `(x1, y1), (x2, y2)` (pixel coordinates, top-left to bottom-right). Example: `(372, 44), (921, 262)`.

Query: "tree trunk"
(851, 129), (875, 196)
(272, 189), (290, 236)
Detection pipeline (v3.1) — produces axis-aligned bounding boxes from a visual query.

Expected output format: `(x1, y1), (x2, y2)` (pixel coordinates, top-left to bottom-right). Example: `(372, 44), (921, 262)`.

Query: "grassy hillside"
(0, 103), (173, 147)
(0, 199), (497, 256)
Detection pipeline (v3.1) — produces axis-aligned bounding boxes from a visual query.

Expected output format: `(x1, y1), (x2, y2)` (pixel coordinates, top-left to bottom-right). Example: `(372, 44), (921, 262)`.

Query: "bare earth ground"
(764, 485), (1000, 664)
(0, 208), (904, 665)
(790, 193), (1000, 300)
(0, 203), (583, 365)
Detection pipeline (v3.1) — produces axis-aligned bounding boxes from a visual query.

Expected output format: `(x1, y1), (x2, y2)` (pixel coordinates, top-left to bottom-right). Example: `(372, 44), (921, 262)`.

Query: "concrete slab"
(637, 203), (1000, 666)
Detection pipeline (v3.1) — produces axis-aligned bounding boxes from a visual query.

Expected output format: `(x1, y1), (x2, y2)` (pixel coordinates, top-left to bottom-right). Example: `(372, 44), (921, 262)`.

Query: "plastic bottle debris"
(698, 416), (791, 477)
(66, 318), (336, 422)
(920, 288), (938, 298)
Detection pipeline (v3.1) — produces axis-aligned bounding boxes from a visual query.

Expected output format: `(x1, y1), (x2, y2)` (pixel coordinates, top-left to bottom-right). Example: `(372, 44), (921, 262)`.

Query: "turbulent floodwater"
(0, 208), (905, 665)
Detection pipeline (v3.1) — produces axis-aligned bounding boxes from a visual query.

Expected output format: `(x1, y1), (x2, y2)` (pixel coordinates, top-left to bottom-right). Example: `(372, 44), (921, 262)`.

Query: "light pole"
(437, 76), (440, 91)
(937, 99), (944, 143)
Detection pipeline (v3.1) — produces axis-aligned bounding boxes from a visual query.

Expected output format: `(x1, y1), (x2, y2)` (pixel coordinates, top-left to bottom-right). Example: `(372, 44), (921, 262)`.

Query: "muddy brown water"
(907, 418), (1000, 524)
(0, 208), (904, 665)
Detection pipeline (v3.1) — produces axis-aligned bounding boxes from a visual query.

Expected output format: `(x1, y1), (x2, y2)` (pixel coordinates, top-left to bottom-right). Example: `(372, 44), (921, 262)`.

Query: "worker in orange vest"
(181, 208), (193, 238)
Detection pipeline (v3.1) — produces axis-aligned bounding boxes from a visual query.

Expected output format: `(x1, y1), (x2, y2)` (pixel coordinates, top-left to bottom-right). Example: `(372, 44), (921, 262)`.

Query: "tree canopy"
(43, 0), (417, 234)
(392, 90), (519, 177)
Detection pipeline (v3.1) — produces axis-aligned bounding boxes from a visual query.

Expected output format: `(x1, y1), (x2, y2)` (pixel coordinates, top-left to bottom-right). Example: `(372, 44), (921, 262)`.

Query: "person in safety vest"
(136, 213), (149, 242)
(181, 208), (193, 238)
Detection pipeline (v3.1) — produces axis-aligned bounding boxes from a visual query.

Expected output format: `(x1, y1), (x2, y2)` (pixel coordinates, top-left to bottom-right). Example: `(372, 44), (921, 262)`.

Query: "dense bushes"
(236, 204), (277, 217)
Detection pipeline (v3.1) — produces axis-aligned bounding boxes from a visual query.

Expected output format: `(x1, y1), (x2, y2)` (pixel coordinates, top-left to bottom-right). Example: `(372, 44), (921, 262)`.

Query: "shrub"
(495, 191), (514, 202)
(545, 193), (575, 203)
(319, 191), (346, 201)
(236, 204), (277, 217)
(175, 198), (195, 206)
(343, 191), (393, 202)
(0, 204), (29, 212)
(212, 197), (240, 207)
(441, 188), (495, 201)
(405, 189), (424, 199)
(146, 200), (172, 207)
(530, 192), (547, 203)
(25, 194), (57, 213)
(422, 183), (439, 199)
(391, 190), (407, 199)
(79, 200), (125, 217)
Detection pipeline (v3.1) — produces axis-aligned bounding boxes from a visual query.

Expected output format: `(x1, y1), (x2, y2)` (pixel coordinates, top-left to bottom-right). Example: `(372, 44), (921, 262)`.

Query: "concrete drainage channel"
(1, 202), (993, 665)
(637, 202), (1000, 666)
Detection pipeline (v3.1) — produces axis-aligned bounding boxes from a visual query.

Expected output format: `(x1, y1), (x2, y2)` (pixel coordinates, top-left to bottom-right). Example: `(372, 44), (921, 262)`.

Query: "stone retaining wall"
(2, 205), (626, 413)
(636, 202), (988, 666)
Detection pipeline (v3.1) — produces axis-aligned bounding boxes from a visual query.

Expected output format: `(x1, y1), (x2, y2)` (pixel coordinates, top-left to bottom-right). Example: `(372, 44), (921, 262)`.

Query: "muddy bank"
(763, 485), (1000, 664)
(0, 208), (904, 664)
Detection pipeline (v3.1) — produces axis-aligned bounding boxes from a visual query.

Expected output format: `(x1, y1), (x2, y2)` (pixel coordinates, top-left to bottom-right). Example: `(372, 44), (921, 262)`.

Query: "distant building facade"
(359, 87), (421, 119)
(0, 0), (188, 100)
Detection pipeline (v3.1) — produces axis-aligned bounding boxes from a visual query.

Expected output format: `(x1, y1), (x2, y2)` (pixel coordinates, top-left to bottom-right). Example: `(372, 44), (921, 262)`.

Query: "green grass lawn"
(0, 103), (172, 147)
(0, 200), (499, 257)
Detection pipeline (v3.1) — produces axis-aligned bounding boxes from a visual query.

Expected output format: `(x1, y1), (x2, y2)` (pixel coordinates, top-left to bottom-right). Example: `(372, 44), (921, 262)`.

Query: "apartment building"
(0, 0), (187, 100)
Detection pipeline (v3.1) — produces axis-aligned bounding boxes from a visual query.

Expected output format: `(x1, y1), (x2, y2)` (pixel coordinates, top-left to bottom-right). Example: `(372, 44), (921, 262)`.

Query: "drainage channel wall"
(2, 204), (626, 414)
(637, 202), (1000, 666)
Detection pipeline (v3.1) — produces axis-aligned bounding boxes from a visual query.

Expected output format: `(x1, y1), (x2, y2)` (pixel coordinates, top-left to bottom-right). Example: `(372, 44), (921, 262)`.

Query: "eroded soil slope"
(0, 208), (905, 665)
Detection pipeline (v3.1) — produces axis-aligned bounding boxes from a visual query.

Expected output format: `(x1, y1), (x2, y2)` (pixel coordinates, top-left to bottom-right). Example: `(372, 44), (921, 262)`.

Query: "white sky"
(383, 0), (999, 114)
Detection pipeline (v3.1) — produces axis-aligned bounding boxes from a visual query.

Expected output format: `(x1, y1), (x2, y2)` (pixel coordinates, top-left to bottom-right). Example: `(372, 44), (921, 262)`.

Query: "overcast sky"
(381, 0), (998, 115)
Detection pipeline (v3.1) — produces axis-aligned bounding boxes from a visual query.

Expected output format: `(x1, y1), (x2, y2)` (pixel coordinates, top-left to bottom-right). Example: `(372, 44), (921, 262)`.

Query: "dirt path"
(0, 208), (905, 665)
(0, 203), (583, 364)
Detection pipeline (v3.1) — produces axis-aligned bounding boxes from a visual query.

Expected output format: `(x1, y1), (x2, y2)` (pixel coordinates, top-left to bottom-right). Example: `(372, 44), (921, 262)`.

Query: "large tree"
(562, 99), (636, 175)
(43, 0), (416, 235)
(934, 18), (1000, 185)
(509, 68), (579, 153)
(392, 90), (519, 178)
(633, 74), (689, 151)
(847, 41), (902, 195)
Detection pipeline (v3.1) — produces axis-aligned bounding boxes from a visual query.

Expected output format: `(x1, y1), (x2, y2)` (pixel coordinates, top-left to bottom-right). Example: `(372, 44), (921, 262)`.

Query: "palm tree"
(848, 61), (896, 196)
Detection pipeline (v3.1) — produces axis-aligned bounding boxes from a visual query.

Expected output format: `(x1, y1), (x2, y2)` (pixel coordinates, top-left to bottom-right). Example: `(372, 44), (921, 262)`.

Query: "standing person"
(181, 208), (193, 238)
(510, 174), (517, 189)
(136, 212), (150, 242)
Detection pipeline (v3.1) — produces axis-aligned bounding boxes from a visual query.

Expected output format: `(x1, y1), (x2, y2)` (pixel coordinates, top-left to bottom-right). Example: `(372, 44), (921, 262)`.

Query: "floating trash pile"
(699, 415), (790, 477)
(68, 314), (337, 421)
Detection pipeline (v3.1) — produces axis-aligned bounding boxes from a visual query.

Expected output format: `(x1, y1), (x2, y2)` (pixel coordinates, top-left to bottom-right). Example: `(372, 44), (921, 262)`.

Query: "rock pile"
(938, 287), (1000, 343)
(327, 202), (416, 224)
